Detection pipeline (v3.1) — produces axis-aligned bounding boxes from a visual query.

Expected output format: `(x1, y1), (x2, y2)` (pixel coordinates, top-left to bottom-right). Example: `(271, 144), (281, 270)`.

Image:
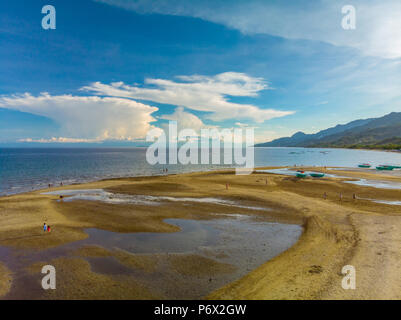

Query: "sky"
(1, 0), (401, 146)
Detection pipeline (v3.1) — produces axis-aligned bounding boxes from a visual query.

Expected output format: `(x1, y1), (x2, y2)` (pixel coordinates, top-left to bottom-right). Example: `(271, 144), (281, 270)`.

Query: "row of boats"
(294, 162), (401, 178)
(358, 164), (401, 171)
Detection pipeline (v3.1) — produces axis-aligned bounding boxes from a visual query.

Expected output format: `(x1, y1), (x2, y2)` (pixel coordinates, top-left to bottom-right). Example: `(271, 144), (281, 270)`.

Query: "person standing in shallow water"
(43, 223), (47, 232)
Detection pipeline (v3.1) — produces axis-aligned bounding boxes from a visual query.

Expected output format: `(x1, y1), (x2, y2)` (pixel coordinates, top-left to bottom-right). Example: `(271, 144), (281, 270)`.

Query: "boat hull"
(376, 166), (394, 171)
(310, 173), (325, 178)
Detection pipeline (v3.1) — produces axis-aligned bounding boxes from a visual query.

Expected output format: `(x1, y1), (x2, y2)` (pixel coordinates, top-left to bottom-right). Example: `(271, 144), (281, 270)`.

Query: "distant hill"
(255, 112), (401, 150)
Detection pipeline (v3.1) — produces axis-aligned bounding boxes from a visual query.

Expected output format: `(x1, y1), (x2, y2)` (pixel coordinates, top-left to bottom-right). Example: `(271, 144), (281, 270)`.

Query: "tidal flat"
(1, 167), (401, 299)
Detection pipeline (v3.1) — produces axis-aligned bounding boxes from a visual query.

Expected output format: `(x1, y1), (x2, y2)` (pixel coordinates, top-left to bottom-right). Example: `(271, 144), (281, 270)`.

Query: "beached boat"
(358, 164), (371, 168)
(385, 165), (401, 169)
(296, 173), (307, 178)
(310, 173), (325, 178)
(376, 166), (394, 171)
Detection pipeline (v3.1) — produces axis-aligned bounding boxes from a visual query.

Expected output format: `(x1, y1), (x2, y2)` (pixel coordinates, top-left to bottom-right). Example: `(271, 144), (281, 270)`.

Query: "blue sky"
(1, 0), (401, 146)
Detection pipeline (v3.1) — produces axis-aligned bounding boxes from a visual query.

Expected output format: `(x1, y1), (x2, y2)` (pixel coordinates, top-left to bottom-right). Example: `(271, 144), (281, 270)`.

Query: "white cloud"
(0, 73), (292, 143)
(0, 93), (158, 141)
(160, 106), (205, 132)
(96, 0), (401, 59)
(82, 72), (294, 123)
(235, 122), (250, 128)
(18, 137), (102, 143)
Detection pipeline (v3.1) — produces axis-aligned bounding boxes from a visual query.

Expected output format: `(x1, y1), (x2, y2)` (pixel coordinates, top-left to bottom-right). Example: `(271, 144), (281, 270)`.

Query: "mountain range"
(255, 112), (401, 149)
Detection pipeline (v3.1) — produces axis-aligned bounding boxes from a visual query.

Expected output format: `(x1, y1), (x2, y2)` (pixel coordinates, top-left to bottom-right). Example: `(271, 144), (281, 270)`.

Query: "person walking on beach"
(43, 223), (47, 232)
(48, 225), (51, 233)
(323, 192), (327, 200)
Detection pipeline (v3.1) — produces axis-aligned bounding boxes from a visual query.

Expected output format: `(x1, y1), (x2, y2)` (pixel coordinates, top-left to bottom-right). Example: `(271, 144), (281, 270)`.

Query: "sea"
(1, 147), (401, 196)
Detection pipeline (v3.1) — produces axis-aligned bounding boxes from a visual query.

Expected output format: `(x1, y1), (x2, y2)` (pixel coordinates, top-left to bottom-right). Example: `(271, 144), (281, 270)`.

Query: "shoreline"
(254, 146), (401, 153)
(1, 167), (401, 299)
(0, 166), (237, 198)
(3, 146), (401, 198)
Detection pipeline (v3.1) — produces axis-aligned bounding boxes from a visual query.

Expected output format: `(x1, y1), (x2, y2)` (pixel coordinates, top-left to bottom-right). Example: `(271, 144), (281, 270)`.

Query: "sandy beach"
(0, 167), (401, 299)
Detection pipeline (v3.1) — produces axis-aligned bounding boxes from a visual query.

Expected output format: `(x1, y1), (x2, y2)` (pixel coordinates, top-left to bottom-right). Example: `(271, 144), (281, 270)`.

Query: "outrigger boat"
(376, 165), (394, 171)
(295, 170), (307, 178)
(358, 164), (371, 168)
(309, 173), (325, 178)
(384, 165), (401, 169)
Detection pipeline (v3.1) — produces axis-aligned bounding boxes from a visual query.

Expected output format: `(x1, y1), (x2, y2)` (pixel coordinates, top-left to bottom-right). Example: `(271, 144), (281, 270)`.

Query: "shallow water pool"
(0, 214), (302, 299)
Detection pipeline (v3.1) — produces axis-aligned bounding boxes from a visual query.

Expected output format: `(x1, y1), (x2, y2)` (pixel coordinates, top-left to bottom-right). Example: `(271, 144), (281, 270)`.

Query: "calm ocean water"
(1, 147), (401, 196)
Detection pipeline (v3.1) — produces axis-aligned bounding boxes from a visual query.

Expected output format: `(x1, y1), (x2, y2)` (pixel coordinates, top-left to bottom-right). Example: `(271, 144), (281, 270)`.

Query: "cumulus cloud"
(0, 93), (158, 141)
(160, 106), (205, 132)
(96, 0), (401, 59)
(82, 72), (293, 122)
(235, 122), (250, 128)
(1, 73), (291, 142)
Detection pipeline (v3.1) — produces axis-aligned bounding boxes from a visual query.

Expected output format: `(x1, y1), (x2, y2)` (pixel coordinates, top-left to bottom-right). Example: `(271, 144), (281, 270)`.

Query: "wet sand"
(0, 167), (401, 299)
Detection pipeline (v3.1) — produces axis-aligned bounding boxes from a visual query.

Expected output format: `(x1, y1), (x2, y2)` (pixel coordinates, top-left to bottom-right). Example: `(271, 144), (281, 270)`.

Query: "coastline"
(3, 146), (401, 199)
(255, 145), (401, 153)
(0, 167), (401, 299)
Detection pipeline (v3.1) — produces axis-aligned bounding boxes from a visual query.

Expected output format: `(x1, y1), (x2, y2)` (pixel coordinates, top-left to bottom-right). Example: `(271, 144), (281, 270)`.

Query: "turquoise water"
(1, 147), (401, 195)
